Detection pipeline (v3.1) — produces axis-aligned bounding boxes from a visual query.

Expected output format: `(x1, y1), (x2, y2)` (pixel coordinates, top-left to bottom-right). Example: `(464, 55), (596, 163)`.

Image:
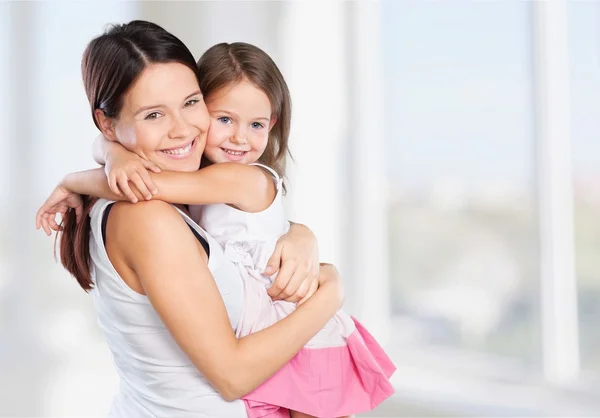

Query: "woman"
(38, 20), (344, 417)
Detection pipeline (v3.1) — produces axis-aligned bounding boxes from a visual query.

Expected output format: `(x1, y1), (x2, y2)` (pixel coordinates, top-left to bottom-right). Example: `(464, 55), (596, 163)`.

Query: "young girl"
(41, 42), (395, 417)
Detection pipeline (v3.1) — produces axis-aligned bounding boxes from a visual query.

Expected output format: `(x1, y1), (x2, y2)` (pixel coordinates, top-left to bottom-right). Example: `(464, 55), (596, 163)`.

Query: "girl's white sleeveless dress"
(190, 164), (396, 418)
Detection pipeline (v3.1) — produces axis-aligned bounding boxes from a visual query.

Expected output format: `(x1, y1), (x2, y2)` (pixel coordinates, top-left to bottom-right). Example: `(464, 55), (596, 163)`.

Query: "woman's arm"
(111, 201), (343, 401)
(61, 163), (275, 212)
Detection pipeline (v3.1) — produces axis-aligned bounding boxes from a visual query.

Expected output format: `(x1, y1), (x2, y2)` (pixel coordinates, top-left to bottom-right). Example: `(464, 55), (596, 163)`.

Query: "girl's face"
(103, 62), (210, 172)
(203, 79), (276, 165)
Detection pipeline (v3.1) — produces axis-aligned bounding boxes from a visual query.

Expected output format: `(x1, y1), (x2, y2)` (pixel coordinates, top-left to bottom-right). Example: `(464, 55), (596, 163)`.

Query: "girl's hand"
(35, 184), (83, 236)
(265, 223), (320, 304)
(105, 143), (161, 203)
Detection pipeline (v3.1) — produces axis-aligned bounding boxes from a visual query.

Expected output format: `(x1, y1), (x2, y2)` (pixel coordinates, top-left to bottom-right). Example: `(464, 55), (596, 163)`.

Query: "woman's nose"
(169, 112), (193, 139)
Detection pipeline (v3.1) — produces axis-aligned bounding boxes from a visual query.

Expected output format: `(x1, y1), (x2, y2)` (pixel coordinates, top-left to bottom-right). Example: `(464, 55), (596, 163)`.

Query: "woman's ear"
(94, 109), (118, 142)
(268, 116), (278, 132)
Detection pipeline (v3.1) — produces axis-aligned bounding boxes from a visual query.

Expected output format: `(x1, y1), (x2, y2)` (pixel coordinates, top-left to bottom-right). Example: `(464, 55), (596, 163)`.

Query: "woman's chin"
(156, 156), (201, 172)
(170, 159), (202, 172)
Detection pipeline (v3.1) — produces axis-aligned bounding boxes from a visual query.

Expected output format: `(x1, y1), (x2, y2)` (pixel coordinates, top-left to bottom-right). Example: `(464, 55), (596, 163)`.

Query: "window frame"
(352, 0), (593, 414)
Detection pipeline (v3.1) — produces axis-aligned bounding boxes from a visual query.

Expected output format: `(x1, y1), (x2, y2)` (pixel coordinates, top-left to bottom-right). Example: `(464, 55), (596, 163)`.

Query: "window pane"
(384, 0), (540, 365)
(568, 2), (600, 377)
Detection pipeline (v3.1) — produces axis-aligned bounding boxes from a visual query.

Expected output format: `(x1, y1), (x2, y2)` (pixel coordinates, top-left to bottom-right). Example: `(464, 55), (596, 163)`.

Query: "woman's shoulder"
(94, 200), (190, 249)
(110, 200), (185, 230)
(91, 199), (186, 233)
(105, 201), (213, 269)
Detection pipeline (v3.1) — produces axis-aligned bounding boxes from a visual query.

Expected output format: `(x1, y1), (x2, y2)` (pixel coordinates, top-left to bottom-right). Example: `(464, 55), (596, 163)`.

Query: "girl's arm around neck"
(61, 163), (275, 211)
(92, 134), (109, 165)
(63, 168), (140, 201)
(152, 163), (276, 212)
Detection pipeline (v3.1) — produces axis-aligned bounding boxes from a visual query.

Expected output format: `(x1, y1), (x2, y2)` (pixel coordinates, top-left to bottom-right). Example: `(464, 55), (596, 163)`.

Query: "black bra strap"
(101, 203), (115, 244)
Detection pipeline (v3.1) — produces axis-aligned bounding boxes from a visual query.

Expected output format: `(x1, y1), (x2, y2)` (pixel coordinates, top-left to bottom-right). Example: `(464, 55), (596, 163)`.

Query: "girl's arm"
(61, 163), (276, 213)
(152, 163), (276, 212)
(111, 200), (344, 401)
(265, 223), (320, 304)
(37, 173), (320, 304)
(93, 134), (161, 200)
(92, 133), (112, 165)
(94, 134), (274, 211)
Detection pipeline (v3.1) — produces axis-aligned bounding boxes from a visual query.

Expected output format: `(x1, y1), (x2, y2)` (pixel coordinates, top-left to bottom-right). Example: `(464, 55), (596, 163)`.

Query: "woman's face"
(109, 62), (209, 172)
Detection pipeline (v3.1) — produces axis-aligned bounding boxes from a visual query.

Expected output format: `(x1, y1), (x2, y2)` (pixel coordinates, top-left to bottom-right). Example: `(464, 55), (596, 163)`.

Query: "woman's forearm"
(226, 274), (342, 399)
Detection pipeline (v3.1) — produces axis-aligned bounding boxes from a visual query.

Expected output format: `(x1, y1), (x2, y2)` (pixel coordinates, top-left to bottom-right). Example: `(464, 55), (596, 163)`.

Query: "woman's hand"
(104, 140), (161, 203)
(35, 184), (83, 236)
(264, 222), (320, 304)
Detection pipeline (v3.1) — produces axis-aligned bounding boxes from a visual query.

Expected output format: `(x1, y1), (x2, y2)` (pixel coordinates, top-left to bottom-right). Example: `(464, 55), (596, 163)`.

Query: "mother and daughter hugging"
(36, 20), (395, 418)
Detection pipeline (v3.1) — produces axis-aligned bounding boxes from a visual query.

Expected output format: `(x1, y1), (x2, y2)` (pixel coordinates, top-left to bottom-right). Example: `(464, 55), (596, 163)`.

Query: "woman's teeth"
(162, 141), (193, 155)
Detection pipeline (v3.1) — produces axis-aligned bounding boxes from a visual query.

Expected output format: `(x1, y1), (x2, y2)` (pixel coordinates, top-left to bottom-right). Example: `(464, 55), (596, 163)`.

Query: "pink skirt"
(242, 317), (396, 418)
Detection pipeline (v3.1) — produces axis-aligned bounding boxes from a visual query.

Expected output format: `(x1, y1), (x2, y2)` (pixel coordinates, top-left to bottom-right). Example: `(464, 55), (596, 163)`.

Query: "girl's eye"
(185, 99), (199, 107)
(145, 112), (161, 120)
(218, 117), (232, 124)
(251, 122), (264, 129)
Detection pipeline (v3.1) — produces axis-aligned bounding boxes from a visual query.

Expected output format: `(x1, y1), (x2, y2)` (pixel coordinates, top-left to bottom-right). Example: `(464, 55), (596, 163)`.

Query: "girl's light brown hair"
(197, 42), (292, 184)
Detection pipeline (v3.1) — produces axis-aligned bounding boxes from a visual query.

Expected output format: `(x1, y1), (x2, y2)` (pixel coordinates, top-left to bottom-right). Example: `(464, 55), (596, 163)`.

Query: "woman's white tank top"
(88, 199), (247, 418)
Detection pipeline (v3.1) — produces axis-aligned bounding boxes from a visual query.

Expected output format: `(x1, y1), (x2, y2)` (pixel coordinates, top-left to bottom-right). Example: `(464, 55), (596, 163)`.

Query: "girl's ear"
(268, 116), (278, 133)
(94, 109), (118, 142)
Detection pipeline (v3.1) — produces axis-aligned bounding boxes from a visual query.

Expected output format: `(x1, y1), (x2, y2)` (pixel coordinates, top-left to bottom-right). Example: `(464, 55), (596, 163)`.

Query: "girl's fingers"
(142, 159), (161, 174)
(108, 174), (122, 196)
(117, 174), (138, 203)
(130, 171), (153, 200)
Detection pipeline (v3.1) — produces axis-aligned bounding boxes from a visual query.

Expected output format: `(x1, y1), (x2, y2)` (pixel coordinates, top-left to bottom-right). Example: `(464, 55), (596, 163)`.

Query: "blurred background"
(1, 0), (599, 416)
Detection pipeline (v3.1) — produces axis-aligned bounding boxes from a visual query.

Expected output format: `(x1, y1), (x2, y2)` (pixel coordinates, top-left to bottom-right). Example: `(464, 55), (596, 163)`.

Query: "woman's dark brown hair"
(197, 42), (292, 182)
(60, 20), (200, 291)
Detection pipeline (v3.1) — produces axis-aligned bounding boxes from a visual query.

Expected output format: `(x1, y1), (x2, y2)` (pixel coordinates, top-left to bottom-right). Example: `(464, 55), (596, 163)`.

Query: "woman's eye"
(145, 112), (160, 120)
(185, 99), (199, 107)
(218, 117), (232, 124)
(251, 122), (264, 129)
